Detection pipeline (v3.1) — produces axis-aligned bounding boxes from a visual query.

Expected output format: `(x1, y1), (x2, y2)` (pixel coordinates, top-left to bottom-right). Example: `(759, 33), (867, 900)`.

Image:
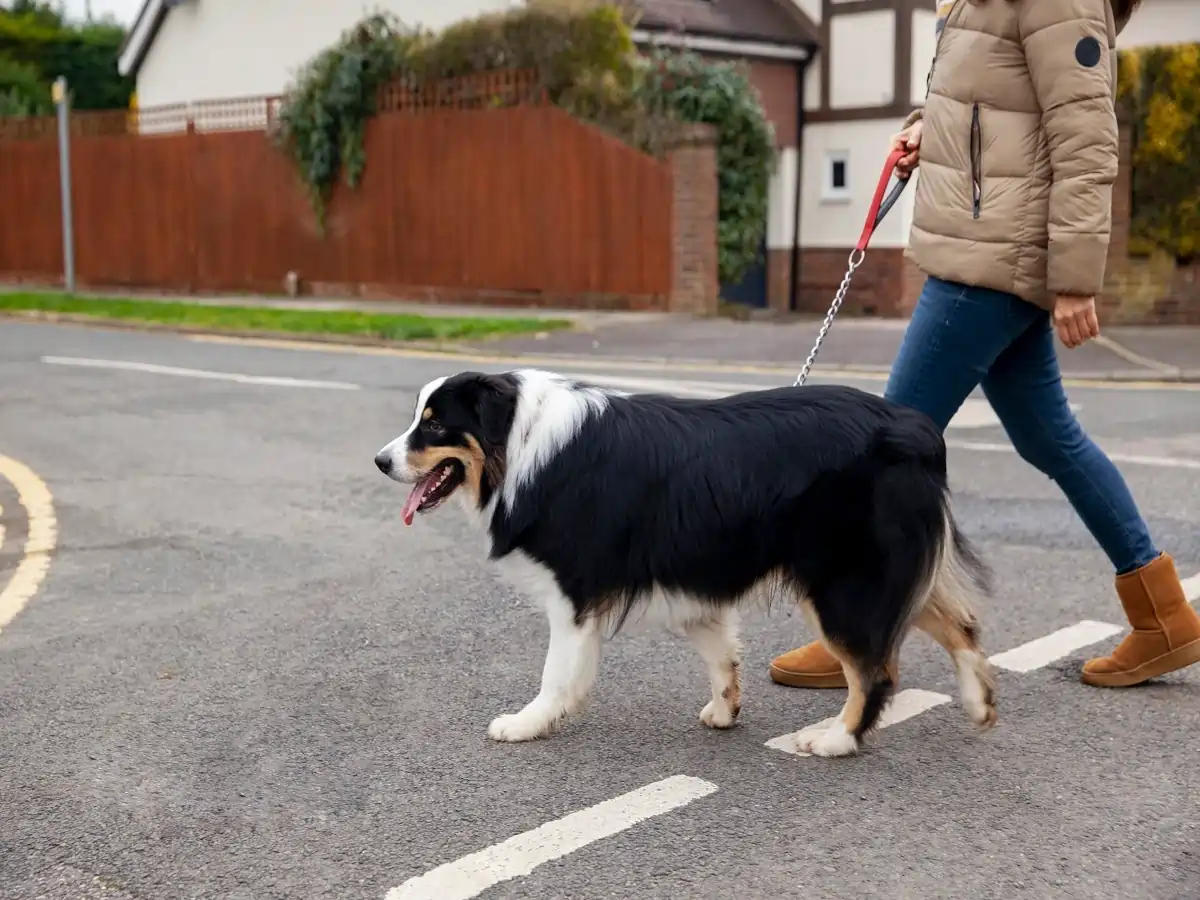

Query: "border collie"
(374, 369), (997, 758)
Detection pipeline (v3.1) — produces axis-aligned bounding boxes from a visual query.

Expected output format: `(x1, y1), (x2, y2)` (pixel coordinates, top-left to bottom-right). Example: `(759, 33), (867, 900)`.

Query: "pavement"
(6, 286), (1200, 379)
(2, 319), (1200, 900)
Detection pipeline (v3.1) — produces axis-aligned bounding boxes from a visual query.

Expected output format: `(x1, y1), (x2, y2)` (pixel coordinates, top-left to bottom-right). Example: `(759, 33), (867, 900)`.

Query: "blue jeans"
(885, 276), (1159, 575)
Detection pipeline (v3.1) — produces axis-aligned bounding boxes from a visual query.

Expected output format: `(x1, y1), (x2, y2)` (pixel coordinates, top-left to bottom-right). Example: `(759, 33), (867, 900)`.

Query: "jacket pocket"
(970, 102), (982, 219)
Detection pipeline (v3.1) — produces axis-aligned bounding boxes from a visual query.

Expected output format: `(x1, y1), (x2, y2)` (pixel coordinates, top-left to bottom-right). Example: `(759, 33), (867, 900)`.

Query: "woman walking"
(770, 0), (1200, 690)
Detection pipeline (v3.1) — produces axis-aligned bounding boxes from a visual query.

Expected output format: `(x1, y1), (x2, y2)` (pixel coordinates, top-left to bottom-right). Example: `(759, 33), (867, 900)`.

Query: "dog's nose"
(375, 453), (393, 475)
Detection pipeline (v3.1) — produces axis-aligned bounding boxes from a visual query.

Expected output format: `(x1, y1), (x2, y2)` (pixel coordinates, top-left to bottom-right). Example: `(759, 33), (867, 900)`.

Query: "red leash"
(794, 149), (910, 386)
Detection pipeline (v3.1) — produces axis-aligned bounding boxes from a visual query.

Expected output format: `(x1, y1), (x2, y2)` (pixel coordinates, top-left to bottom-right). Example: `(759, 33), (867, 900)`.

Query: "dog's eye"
(424, 420), (446, 436)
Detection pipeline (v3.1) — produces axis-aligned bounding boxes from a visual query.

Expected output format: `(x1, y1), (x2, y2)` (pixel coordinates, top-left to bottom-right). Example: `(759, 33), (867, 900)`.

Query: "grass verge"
(0, 292), (571, 342)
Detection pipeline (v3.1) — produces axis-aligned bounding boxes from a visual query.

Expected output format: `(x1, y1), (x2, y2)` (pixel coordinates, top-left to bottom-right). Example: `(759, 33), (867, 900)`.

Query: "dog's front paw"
(699, 699), (737, 729)
(488, 711), (551, 743)
(797, 721), (859, 758)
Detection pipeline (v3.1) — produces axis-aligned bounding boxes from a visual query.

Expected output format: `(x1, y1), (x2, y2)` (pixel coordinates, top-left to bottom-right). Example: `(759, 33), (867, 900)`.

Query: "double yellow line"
(0, 455), (57, 636)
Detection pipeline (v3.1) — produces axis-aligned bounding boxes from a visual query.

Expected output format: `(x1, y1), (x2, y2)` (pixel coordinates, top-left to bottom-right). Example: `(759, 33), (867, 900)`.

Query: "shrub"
(0, 51), (50, 115)
(1118, 44), (1200, 263)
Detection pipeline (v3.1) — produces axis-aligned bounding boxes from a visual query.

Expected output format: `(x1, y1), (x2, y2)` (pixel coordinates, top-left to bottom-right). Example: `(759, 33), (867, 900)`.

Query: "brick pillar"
(666, 125), (719, 316)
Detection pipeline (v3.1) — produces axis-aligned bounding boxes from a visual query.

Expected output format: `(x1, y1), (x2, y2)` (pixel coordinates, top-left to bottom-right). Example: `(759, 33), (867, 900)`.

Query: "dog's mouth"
(402, 459), (466, 526)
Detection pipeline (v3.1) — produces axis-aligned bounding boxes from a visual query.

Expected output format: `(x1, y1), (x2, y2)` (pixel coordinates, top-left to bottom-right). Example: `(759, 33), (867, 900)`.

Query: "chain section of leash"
(794, 248), (865, 387)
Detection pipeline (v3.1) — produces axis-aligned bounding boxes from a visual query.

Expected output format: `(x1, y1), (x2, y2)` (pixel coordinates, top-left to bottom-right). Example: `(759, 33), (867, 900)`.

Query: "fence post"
(53, 76), (76, 294)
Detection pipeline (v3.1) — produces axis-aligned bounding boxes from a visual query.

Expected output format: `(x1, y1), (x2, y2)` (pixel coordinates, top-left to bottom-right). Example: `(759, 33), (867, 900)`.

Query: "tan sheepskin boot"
(769, 641), (900, 689)
(1082, 552), (1200, 687)
(769, 640), (848, 688)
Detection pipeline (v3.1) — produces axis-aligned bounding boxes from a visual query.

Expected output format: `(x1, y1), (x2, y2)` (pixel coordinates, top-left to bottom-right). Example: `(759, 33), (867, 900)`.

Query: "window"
(823, 150), (850, 202)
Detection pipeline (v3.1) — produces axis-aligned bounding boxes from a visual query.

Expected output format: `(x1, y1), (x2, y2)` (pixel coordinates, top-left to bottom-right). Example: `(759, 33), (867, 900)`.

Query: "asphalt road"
(2, 320), (1199, 900)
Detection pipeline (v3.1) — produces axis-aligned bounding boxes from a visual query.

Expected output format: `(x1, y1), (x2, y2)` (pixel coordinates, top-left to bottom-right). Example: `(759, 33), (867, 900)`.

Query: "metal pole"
(53, 76), (75, 294)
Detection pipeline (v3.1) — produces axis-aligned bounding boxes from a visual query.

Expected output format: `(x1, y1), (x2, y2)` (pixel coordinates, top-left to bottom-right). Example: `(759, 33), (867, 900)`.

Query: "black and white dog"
(374, 369), (997, 758)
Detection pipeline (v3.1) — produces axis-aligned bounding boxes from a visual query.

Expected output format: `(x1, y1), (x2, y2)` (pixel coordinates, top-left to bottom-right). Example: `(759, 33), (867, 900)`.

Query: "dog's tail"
(922, 498), (993, 631)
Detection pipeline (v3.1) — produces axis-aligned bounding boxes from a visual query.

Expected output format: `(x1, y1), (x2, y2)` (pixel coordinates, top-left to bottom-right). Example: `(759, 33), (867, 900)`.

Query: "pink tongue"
(402, 474), (435, 526)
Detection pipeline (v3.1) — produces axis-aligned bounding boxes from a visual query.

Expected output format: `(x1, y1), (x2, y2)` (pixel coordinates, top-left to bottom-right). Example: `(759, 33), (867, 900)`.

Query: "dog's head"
(374, 372), (519, 525)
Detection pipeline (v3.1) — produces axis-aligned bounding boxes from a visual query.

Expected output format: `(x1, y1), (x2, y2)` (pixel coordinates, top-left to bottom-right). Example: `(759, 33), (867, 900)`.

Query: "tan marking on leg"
(821, 641), (868, 735)
(721, 659), (742, 718)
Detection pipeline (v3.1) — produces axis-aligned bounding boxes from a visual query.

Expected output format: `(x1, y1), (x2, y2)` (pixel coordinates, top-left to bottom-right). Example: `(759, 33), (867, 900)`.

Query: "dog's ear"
(472, 374), (518, 447)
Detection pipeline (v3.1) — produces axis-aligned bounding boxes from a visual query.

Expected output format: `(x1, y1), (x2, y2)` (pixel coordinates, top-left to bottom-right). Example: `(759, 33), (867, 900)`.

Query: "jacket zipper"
(970, 102), (982, 219)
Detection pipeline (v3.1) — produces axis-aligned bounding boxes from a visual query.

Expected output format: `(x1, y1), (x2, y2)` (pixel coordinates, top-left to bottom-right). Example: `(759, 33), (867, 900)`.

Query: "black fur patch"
(1075, 36), (1102, 68)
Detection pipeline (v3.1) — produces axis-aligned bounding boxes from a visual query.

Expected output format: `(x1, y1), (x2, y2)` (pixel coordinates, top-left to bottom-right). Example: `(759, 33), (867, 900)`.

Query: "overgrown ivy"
(275, 3), (777, 283)
(632, 49), (777, 286)
(274, 14), (416, 229)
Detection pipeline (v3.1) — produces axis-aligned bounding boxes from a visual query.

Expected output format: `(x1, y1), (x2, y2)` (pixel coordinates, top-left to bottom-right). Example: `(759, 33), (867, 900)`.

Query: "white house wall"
(799, 118), (915, 249)
(803, 60), (821, 111)
(1117, 0), (1200, 49)
(767, 148), (799, 252)
(788, 0), (821, 27)
(829, 9), (894, 109)
(134, 0), (521, 109)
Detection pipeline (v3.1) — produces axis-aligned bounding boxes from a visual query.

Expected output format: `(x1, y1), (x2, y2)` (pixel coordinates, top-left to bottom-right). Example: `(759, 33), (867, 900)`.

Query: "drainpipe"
(788, 48), (816, 313)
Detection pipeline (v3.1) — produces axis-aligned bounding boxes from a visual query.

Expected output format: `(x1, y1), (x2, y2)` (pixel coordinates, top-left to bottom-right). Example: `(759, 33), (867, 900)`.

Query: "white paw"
(487, 711), (553, 743)
(790, 716), (835, 753)
(799, 722), (859, 758)
(699, 699), (737, 729)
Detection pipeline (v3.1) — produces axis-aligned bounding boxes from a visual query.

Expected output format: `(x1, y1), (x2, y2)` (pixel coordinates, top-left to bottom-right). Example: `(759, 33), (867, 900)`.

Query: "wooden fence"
(0, 72), (676, 308)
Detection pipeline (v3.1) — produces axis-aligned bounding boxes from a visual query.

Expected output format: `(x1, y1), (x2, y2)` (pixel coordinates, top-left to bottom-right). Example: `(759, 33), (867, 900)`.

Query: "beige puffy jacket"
(904, 0), (1133, 310)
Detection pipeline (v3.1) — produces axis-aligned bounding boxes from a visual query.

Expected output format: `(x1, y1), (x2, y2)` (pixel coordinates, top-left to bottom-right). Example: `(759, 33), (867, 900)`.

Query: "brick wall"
(792, 248), (920, 317)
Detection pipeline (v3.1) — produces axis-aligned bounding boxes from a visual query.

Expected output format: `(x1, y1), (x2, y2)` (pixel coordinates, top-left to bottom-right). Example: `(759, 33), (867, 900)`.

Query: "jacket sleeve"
(1018, 0), (1119, 297)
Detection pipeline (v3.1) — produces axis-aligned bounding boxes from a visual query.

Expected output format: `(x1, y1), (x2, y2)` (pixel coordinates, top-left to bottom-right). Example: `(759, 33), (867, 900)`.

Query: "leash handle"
(855, 147), (910, 252)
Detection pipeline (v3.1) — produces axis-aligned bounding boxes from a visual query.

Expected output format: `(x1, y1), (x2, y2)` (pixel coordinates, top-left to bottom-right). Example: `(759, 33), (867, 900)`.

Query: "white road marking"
(948, 440), (1200, 471)
(40, 356), (361, 391)
(765, 688), (952, 757)
(988, 620), (1125, 673)
(179, 333), (1200, 392)
(384, 775), (718, 900)
(766, 569), (1199, 753)
(1183, 571), (1200, 602)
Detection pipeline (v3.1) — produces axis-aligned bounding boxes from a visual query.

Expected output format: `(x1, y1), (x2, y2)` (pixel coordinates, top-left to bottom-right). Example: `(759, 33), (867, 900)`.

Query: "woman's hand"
(1053, 294), (1101, 348)
(890, 121), (923, 179)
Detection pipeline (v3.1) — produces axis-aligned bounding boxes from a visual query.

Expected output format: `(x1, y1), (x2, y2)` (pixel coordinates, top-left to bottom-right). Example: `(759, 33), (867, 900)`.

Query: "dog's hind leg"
(684, 606), (743, 729)
(488, 589), (602, 743)
(913, 603), (996, 729)
(913, 512), (997, 729)
(793, 637), (895, 758)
